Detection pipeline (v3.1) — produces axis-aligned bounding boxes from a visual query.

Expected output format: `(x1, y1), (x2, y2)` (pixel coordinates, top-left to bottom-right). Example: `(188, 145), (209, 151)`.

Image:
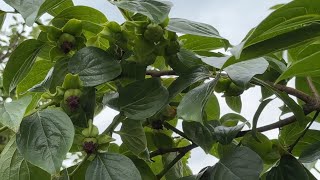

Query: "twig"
(69, 154), (89, 177)
(307, 77), (320, 98)
(163, 122), (193, 142)
(288, 111), (320, 152)
(150, 144), (197, 158)
(156, 144), (196, 179)
(103, 113), (124, 135)
(146, 70), (176, 77)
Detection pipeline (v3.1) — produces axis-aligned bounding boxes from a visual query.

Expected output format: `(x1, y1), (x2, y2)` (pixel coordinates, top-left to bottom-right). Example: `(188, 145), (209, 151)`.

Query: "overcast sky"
(3, 0), (320, 177)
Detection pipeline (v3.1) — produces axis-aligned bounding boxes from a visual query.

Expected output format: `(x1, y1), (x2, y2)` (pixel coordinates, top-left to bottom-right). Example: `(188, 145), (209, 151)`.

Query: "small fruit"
(143, 24), (164, 43)
(214, 77), (232, 93)
(64, 89), (82, 111)
(242, 132), (273, 157)
(224, 82), (244, 96)
(58, 33), (76, 54)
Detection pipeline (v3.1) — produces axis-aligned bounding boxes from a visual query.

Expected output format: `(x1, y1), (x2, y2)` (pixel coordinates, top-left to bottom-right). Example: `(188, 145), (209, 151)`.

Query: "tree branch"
(163, 122), (193, 142)
(150, 144), (197, 158)
(146, 70), (176, 77)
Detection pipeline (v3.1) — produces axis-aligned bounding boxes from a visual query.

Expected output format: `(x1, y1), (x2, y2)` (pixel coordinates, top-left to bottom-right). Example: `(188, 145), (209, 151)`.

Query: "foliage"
(0, 0), (320, 179)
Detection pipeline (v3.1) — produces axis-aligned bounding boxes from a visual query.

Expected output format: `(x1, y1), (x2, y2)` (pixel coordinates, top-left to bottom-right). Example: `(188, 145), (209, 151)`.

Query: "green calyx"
(58, 33), (76, 54)
(82, 120), (99, 138)
(143, 24), (164, 43)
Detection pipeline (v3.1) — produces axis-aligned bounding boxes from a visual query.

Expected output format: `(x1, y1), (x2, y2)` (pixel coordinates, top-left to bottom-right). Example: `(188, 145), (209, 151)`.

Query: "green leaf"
(85, 153), (141, 180)
(277, 44), (320, 81)
(214, 123), (245, 145)
(0, 137), (51, 180)
(220, 113), (249, 127)
(118, 119), (149, 159)
(299, 141), (320, 163)
(205, 94), (220, 120)
(68, 47), (122, 87)
(0, 11), (6, 30)
(177, 76), (219, 124)
(279, 119), (308, 150)
(182, 121), (219, 153)
(51, 6), (107, 28)
(17, 60), (53, 94)
(266, 155), (308, 180)
(225, 96), (242, 113)
(179, 34), (227, 52)
(291, 130), (320, 157)
(111, 0), (173, 23)
(238, 0), (320, 60)
(203, 147), (263, 180)
(224, 58), (269, 87)
(0, 96), (32, 132)
(3, 39), (44, 93)
(167, 66), (211, 100)
(252, 98), (273, 140)
(38, 0), (70, 18)
(162, 152), (183, 179)
(118, 78), (169, 120)
(129, 157), (157, 180)
(167, 18), (224, 39)
(4, 0), (46, 25)
(16, 109), (75, 174)
(46, 0), (74, 16)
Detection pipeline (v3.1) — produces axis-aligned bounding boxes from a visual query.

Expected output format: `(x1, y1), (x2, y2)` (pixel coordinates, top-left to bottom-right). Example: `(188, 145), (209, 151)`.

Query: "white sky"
(2, 0), (320, 177)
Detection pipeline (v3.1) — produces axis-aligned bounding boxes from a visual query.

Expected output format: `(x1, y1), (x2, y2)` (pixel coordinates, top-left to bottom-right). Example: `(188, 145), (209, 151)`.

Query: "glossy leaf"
(85, 153), (141, 180)
(118, 78), (169, 119)
(224, 58), (268, 87)
(177, 76), (219, 124)
(203, 147), (263, 180)
(266, 155), (308, 180)
(299, 141), (320, 163)
(225, 96), (242, 113)
(0, 137), (50, 180)
(3, 39), (44, 93)
(179, 34), (227, 52)
(252, 98), (273, 140)
(68, 47), (122, 87)
(111, 0), (173, 23)
(118, 119), (148, 159)
(205, 94), (220, 120)
(0, 96), (32, 132)
(16, 109), (74, 174)
(167, 18), (223, 39)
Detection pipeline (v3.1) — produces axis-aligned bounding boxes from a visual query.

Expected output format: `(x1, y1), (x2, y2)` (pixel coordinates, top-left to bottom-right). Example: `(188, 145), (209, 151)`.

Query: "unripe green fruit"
(106, 21), (122, 33)
(83, 137), (97, 144)
(63, 89), (82, 101)
(165, 40), (180, 55)
(143, 24), (164, 43)
(58, 33), (76, 54)
(242, 132), (273, 157)
(214, 77), (232, 93)
(224, 82), (244, 96)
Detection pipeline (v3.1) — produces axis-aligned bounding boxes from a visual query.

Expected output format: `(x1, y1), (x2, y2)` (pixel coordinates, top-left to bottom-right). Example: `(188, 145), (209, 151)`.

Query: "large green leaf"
(68, 47), (122, 87)
(299, 141), (320, 163)
(118, 119), (148, 159)
(0, 96), (32, 132)
(179, 34), (227, 52)
(118, 78), (169, 120)
(277, 44), (320, 81)
(162, 152), (183, 179)
(47, 0), (74, 16)
(291, 130), (320, 157)
(203, 147), (263, 180)
(0, 137), (50, 180)
(111, 0), (172, 23)
(51, 6), (107, 28)
(205, 94), (220, 120)
(167, 18), (223, 39)
(0, 11), (6, 30)
(225, 96), (242, 113)
(182, 121), (219, 153)
(129, 157), (156, 180)
(177, 76), (219, 124)
(16, 60), (53, 94)
(237, 0), (320, 60)
(167, 66), (211, 100)
(3, 0), (45, 25)
(3, 39), (44, 93)
(224, 58), (269, 87)
(16, 109), (74, 174)
(266, 155), (308, 180)
(38, 0), (69, 18)
(85, 153), (141, 180)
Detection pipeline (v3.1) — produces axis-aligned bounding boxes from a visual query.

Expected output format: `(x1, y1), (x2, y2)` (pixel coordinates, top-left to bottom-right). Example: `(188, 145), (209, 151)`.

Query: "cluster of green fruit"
(214, 77), (245, 96)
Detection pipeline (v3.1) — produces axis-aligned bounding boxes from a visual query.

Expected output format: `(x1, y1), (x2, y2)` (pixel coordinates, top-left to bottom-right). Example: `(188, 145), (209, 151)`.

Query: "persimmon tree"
(0, 0), (320, 179)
